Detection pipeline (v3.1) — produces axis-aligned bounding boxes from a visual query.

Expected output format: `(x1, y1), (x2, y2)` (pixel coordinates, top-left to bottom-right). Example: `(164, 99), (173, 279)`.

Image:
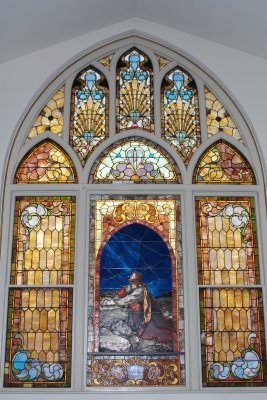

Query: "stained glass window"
(4, 196), (75, 387)
(89, 137), (181, 183)
(14, 141), (77, 184)
(26, 87), (64, 141)
(70, 66), (108, 165)
(205, 86), (243, 142)
(162, 66), (201, 165)
(87, 196), (185, 387)
(196, 197), (266, 386)
(5, 288), (73, 387)
(193, 141), (255, 184)
(10, 197), (75, 285)
(117, 48), (154, 132)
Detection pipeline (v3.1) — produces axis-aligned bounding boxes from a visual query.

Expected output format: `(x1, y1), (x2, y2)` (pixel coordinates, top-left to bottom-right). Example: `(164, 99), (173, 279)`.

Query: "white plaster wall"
(0, 18), (267, 400)
(0, 18), (267, 185)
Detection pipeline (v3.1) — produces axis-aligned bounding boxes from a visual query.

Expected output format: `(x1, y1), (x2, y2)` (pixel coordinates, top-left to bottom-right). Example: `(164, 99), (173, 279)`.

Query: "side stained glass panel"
(11, 197), (76, 285)
(193, 141), (255, 184)
(89, 137), (182, 183)
(14, 141), (77, 184)
(4, 288), (73, 387)
(196, 196), (266, 386)
(205, 86), (243, 143)
(117, 48), (154, 132)
(70, 66), (109, 165)
(195, 197), (259, 285)
(162, 67), (201, 165)
(26, 87), (64, 141)
(87, 196), (185, 387)
(200, 288), (266, 386)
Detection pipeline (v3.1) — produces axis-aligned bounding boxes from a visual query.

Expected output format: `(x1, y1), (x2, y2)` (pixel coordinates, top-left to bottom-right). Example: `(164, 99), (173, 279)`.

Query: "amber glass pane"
(116, 48), (154, 132)
(14, 141), (77, 183)
(200, 288), (266, 386)
(195, 197), (259, 285)
(4, 288), (72, 387)
(205, 86), (243, 142)
(87, 195), (185, 387)
(11, 197), (75, 285)
(156, 54), (171, 70)
(98, 54), (113, 69)
(70, 66), (109, 165)
(89, 137), (181, 183)
(161, 66), (201, 165)
(193, 141), (255, 184)
(26, 87), (64, 141)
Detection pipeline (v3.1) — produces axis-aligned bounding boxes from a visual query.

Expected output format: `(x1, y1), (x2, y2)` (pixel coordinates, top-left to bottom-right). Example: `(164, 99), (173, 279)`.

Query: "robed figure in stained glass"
(103, 271), (173, 346)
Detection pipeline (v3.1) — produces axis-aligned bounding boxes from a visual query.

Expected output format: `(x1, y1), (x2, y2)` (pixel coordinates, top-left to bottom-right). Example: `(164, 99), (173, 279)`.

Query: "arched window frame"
(0, 36), (266, 398)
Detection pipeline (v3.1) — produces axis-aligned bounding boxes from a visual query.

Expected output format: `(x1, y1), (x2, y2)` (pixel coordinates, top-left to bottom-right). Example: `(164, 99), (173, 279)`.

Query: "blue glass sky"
(100, 223), (172, 297)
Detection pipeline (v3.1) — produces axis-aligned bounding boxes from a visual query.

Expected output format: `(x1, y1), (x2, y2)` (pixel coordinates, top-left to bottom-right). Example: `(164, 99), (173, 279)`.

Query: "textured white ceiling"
(1, 0), (266, 63)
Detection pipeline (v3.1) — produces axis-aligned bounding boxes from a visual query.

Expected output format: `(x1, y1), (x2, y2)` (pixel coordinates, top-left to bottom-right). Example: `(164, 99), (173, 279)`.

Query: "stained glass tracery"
(117, 48), (154, 131)
(26, 87), (64, 141)
(194, 141), (255, 184)
(70, 66), (108, 164)
(205, 86), (243, 142)
(14, 141), (77, 183)
(90, 138), (181, 183)
(162, 67), (201, 164)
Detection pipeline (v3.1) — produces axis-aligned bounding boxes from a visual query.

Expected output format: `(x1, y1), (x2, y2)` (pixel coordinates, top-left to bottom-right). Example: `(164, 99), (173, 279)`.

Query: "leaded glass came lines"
(26, 87), (64, 141)
(4, 288), (73, 387)
(200, 288), (266, 386)
(162, 67), (201, 165)
(90, 138), (181, 183)
(14, 141), (77, 184)
(193, 141), (255, 184)
(70, 66), (108, 164)
(205, 86), (243, 142)
(11, 197), (76, 285)
(117, 48), (154, 132)
(195, 197), (259, 285)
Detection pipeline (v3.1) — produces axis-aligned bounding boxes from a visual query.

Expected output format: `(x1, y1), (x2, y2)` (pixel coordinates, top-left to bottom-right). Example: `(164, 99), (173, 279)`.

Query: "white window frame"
(0, 36), (266, 400)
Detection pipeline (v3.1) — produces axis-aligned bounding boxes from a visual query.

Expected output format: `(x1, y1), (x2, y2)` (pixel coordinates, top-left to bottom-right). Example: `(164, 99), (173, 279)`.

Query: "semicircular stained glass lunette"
(14, 141), (77, 183)
(90, 138), (181, 183)
(193, 141), (255, 184)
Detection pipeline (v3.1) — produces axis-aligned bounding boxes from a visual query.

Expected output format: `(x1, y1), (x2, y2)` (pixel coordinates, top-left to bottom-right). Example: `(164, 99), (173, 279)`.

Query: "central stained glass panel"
(87, 196), (185, 386)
